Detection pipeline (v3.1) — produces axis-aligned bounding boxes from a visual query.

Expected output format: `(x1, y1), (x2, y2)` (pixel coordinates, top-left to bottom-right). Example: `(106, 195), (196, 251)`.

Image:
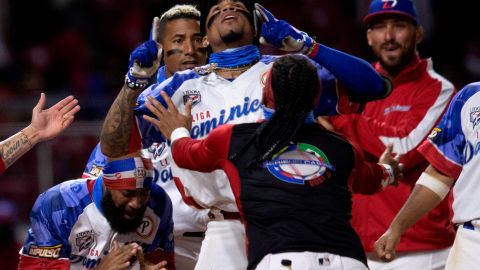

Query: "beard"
(101, 192), (147, 234)
(221, 30), (244, 44)
(376, 41), (416, 75)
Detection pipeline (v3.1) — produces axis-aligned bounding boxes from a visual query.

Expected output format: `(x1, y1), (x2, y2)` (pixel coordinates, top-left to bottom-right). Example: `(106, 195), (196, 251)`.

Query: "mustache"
(165, 47), (208, 57)
(381, 40), (401, 48)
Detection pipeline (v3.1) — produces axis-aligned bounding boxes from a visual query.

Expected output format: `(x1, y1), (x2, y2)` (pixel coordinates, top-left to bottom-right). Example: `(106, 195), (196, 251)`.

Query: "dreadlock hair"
(158, 5), (201, 43)
(243, 54), (320, 168)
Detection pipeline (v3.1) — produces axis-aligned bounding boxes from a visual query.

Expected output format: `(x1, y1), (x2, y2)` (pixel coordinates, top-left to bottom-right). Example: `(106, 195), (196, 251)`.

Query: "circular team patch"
(264, 143), (335, 185)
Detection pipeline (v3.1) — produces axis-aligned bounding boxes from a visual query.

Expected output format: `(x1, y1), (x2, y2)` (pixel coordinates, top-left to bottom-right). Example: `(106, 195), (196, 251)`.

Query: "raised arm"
(0, 93), (79, 173)
(254, 3), (391, 101)
(101, 18), (162, 158)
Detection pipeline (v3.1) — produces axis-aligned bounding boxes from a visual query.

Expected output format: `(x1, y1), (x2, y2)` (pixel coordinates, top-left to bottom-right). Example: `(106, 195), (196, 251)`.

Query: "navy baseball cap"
(363, 0), (418, 25)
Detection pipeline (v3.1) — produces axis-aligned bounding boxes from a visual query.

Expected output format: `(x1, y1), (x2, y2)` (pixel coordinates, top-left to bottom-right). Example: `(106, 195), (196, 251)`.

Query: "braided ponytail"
(246, 55), (320, 167)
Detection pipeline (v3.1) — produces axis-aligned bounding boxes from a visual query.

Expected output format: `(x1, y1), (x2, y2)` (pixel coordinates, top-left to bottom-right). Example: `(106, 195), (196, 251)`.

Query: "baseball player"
(0, 93), (79, 174)
(18, 155), (174, 270)
(82, 5), (209, 270)
(100, 1), (392, 269)
(374, 82), (480, 270)
(143, 54), (402, 270)
(325, 0), (456, 268)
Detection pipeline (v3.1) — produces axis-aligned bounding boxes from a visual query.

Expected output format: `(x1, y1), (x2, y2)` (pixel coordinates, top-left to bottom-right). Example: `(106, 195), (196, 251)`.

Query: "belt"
(463, 221), (480, 231)
(208, 209), (241, 220)
(182, 232), (205, 238)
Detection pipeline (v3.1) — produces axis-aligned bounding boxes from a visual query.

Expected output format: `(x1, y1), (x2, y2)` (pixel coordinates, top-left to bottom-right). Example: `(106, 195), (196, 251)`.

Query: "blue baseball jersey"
(418, 82), (480, 224)
(20, 178), (174, 269)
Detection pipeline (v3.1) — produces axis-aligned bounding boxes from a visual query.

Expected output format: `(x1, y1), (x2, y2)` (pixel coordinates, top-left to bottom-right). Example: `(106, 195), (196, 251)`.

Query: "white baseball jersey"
(418, 82), (480, 224)
(134, 55), (337, 211)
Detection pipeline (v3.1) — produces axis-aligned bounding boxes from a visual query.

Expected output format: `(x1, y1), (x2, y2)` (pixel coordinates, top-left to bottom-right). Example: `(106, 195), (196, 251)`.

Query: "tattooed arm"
(100, 85), (143, 158)
(0, 93), (80, 173)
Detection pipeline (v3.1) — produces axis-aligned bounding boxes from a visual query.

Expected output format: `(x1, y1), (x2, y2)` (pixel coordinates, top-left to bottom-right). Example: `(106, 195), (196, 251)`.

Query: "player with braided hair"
(100, 1), (393, 268)
(142, 54), (402, 270)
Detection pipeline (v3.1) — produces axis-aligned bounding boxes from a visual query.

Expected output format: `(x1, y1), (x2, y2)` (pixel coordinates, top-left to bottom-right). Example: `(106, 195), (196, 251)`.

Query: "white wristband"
(379, 163), (395, 188)
(415, 172), (450, 200)
(170, 127), (190, 144)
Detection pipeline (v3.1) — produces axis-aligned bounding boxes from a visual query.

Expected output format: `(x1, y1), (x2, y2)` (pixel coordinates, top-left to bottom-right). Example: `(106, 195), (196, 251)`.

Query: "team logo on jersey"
(183, 90), (201, 106)
(382, 0), (397, 9)
(75, 230), (96, 252)
(263, 143), (335, 186)
(28, 244), (62, 258)
(470, 106), (480, 130)
(146, 143), (167, 161)
(428, 127), (442, 140)
(89, 165), (104, 177)
(136, 215), (155, 238)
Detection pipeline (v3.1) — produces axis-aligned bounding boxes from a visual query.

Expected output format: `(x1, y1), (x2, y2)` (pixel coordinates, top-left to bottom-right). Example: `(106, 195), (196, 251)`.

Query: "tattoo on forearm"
(0, 133), (31, 168)
(100, 85), (141, 158)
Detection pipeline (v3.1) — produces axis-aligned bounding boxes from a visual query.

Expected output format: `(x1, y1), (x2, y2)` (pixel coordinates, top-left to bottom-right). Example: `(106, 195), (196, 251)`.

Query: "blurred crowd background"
(0, 0), (478, 265)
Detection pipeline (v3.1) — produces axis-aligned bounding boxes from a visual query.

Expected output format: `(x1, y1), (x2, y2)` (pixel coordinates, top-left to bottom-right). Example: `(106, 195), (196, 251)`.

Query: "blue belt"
(463, 221), (477, 231)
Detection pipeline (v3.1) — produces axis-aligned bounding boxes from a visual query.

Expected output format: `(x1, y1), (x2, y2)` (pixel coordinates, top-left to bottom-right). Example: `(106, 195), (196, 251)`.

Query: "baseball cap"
(363, 0), (418, 25)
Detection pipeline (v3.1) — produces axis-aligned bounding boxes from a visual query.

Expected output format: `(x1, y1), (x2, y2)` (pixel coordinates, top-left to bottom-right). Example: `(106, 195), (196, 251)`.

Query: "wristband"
(379, 163), (395, 188)
(415, 172), (450, 200)
(170, 127), (191, 144)
(125, 70), (149, 90)
(306, 42), (320, 58)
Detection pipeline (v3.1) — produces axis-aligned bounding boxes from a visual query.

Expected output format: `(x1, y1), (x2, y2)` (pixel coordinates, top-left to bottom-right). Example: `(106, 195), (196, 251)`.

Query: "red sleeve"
(128, 117), (142, 153)
(331, 82), (452, 174)
(347, 138), (386, 194)
(145, 250), (175, 270)
(172, 124), (233, 172)
(0, 158), (5, 174)
(417, 139), (462, 179)
(18, 254), (69, 270)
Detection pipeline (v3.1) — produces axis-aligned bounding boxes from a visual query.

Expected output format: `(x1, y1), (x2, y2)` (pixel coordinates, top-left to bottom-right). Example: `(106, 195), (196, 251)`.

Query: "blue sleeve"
(134, 70), (200, 118)
(427, 84), (480, 165)
(310, 44), (390, 102)
(312, 64), (338, 116)
(148, 185), (174, 253)
(133, 70), (200, 147)
(21, 181), (92, 260)
(83, 143), (107, 177)
(22, 188), (72, 259)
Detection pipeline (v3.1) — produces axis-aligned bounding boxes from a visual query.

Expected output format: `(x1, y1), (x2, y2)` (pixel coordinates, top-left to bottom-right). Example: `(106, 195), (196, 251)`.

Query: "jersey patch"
(75, 230), (95, 252)
(183, 90), (202, 106)
(136, 215), (155, 238)
(28, 244), (62, 258)
(469, 106), (480, 130)
(428, 127), (442, 140)
(263, 143), (335, 186)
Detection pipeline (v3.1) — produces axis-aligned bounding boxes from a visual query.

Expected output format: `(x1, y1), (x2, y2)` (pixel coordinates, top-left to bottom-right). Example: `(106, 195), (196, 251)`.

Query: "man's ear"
(415, 25), (424, 45)
(366, 29), (373, 46)
(158, 43), (164, 64)
(202, 36), (210, 48)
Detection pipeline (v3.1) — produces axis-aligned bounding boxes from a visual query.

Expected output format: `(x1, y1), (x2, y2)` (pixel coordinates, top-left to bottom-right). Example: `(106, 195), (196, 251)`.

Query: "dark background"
(0, 0), (478, 267)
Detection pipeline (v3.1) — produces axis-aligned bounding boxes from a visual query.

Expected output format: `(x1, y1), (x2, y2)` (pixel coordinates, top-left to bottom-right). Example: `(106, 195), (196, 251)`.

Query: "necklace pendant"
(194, 63), (217, 76)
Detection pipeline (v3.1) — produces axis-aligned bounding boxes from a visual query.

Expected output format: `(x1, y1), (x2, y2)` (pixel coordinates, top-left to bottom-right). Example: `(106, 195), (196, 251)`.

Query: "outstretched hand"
(142, 92), (192, 140)
(29, 93), (80, 142)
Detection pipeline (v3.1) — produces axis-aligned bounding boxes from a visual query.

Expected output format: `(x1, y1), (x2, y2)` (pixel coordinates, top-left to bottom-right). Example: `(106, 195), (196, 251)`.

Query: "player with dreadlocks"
(142, 54), (402, 270)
